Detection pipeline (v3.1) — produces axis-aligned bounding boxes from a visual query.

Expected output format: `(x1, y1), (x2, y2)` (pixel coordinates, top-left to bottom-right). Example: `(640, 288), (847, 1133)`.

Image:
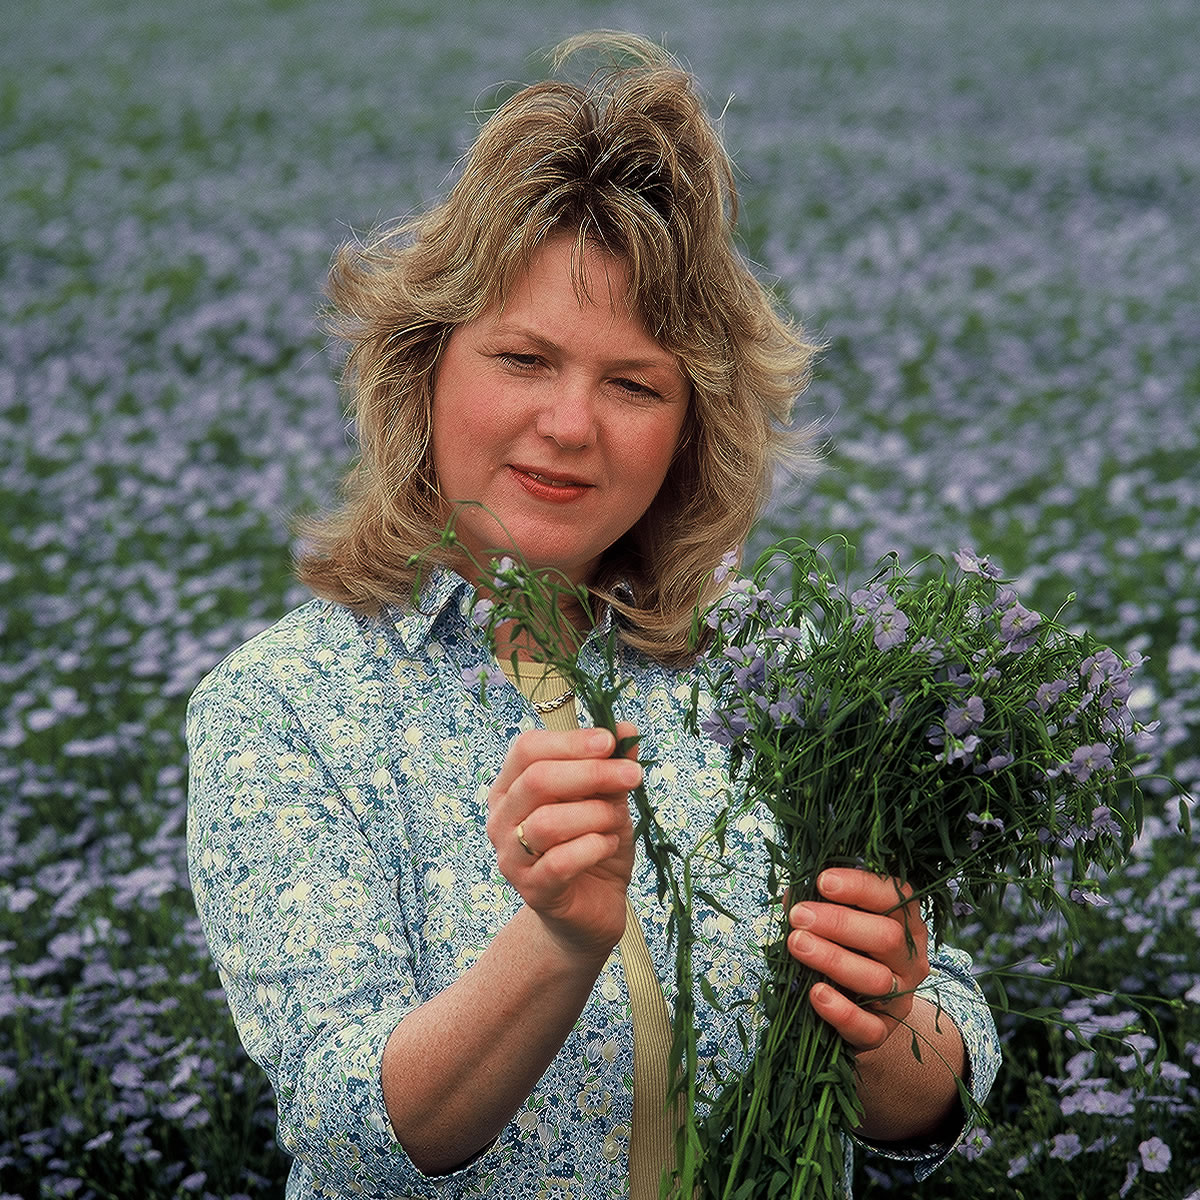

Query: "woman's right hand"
(485, 723), (640, 963)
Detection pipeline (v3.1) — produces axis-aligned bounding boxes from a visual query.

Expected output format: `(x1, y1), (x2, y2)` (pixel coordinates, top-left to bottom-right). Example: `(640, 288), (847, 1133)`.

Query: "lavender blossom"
(999, 600), (1042, 651)
(872, 601), (910, 651)
(953, 548), (1003, 579)
(1069, 742), (1114, 782)
(1138, 1136), (1172, 1173)
(946, 695), (985, 735)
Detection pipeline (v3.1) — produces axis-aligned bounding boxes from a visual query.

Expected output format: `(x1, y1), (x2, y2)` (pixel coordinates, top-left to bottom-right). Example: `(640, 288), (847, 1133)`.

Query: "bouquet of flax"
(417, 517), (1158, 1200)
(689, 538), (1154, 1200)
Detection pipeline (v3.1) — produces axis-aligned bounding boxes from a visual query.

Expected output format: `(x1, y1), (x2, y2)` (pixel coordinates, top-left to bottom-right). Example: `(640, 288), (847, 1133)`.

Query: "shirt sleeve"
(186, 664), (487, 1199)
(857, 939), (1001, 1180)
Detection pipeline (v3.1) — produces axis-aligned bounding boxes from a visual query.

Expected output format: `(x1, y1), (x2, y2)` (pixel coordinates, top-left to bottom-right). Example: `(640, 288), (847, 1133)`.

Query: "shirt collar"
(384, 566), (620, 657)
(385, 567), (477, 655)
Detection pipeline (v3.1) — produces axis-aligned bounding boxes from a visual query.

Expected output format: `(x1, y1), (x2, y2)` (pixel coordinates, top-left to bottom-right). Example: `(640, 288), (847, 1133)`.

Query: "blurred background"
(2, 1), (1197, 1196)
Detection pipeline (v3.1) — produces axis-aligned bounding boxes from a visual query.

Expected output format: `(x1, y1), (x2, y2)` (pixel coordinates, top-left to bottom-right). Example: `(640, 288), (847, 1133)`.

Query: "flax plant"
(413, 518), (1162, 1200)
(689, 538), (1161, 1200)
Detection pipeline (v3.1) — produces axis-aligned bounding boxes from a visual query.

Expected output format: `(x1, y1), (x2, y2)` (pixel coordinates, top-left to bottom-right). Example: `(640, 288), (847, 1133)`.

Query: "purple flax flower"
(958, 1127), (992, 1160)
(701, 707), (751, 747)
(1138, 1137), (1171, 1173)
(849, 585), (886, 634)
(943, 734), (981, 768)
(470, 598), (495, 627)
(1034, 678), (1073, 711)
(980, 751), (1015, 772)
(946, 695), (984, 735)
(953, 548), (1003, 579)
(1007, 1153), (1031, 1178)
(872, 602), (909, 651)
(967, 810), (1005, 847)
(713, 549), (739, 582)
(1049, 1132), (1082, 1161)
(1089, 805), (1122, 838)
(1081, 647), (1124, 691)
(1069, 742), (1114, 782)
(1000, 600), (1041, 651)
(1119, 1162), (1140, 1198)
(910, 635), (944, 664)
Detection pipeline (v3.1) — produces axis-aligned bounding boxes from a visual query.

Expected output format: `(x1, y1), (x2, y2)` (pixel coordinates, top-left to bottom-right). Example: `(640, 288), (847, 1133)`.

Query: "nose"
(535, 379), (598, 450)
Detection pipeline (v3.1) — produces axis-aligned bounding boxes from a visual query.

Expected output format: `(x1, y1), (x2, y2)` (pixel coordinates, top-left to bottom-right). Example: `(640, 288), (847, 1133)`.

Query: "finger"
(788, 901), (925, 965)
(809, 982), (894, 1052)
(817, 868), (914, 914)
(491, 727), (617, 794)
(787, 927), (906, 1003)
(527, 830), (625, 880)
(513, 756), (643, 810)
(507, 798), (633, 860)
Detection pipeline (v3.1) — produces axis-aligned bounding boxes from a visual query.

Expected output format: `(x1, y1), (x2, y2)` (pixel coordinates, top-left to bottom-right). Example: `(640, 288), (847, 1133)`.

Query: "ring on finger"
(515, 821), (540, 859)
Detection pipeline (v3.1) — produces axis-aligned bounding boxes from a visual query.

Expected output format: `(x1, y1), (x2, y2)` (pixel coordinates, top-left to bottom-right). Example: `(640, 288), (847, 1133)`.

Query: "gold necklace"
(531, 686), (575, 715)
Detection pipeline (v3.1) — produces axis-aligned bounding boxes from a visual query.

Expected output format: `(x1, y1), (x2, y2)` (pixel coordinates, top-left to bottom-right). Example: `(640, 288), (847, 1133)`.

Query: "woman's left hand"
(786, 867), (928, 1052)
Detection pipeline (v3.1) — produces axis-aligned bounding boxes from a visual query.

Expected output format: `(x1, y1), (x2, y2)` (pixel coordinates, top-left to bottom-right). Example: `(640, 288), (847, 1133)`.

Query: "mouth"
(522, 471), (590, 488)
(510, 465), (594, 501)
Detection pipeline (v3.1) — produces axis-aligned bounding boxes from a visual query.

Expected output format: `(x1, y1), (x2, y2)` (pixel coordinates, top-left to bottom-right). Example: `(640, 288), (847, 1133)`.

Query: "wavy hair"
(296, 31), (820, 664)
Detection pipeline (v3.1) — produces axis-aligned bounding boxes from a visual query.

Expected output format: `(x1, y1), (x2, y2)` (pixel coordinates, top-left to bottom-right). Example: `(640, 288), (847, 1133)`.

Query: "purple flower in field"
(768, 696), (801, 725)
(1034, 678), (1072, 712)
(946, 695), (984, 735)
(1138, 1136), (1171, 1173)
(942, 734), (981, 768)
(910, 635), (944, 664)
(1069, 742), (1114, 782)
(1007, 1152), (1031, 1178)
(1119, 1161), (1140, 1198)
(1080, 647), (1124, 691)
(722, 644), (766, 691)
(1088, 805), (1122, 838)
(944, 662), (972, 688)
(1068, 885), (1110, 908)
(112, 1062), (144, 1089)
(953, 548), (1003, 579)
(999, 600), (1041, 651)
(470, 598), (495, 627)
(958, 1127), (992, 1160)
(702, 707), (751, 747)
(872, 602), (909, 651)
(713, 549), (739, 583)
(849, 585), (885, 633)
(1049, 1132), (1082, 1161)
(980, 751), (1014, 772)
(967, 810), (1005, 847)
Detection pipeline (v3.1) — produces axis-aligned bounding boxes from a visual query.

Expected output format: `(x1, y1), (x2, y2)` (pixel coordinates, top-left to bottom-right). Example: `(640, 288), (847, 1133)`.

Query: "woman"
(187, 33), (998, 1200)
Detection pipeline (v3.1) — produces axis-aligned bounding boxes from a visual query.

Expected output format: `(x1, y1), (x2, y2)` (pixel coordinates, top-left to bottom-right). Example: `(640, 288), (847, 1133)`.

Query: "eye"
(612, 377), (661, 399)
(498, 352), (542, 370)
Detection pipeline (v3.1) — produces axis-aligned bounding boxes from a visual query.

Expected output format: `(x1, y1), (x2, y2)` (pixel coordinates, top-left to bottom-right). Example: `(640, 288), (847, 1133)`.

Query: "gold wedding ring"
(516, 821), (539, 858)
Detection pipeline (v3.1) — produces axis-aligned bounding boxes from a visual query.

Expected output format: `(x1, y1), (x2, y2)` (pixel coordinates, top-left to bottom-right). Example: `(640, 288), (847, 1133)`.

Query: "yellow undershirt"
(499, 658), (677, 1200)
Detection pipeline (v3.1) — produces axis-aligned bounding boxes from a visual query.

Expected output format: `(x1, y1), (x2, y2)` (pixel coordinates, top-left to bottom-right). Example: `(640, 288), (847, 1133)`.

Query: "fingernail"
(588, 728), (614, 751)
(792, 932), (815, 955)
(818, 871), (841, 896)
(791, 903), (814, 929)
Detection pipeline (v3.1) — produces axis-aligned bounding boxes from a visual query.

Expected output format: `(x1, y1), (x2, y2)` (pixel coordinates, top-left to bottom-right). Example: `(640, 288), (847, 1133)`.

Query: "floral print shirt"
(186, 570), (1000, 1200)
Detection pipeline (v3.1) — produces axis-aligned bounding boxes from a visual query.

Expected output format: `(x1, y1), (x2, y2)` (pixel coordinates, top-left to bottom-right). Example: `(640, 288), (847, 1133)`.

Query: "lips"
(510, 465), (594, 501)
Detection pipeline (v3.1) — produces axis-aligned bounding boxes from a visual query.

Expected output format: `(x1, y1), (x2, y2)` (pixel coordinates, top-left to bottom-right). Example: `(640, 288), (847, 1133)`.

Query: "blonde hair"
(297, 31), (820, 665)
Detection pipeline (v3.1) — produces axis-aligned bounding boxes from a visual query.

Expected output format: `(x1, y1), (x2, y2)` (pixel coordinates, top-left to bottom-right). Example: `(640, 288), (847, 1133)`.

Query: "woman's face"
(431, 235), (690, 588)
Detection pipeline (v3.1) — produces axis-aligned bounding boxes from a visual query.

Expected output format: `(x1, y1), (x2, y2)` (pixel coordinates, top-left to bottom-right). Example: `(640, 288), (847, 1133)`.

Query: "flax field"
(2, 0), (1198, 1196)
